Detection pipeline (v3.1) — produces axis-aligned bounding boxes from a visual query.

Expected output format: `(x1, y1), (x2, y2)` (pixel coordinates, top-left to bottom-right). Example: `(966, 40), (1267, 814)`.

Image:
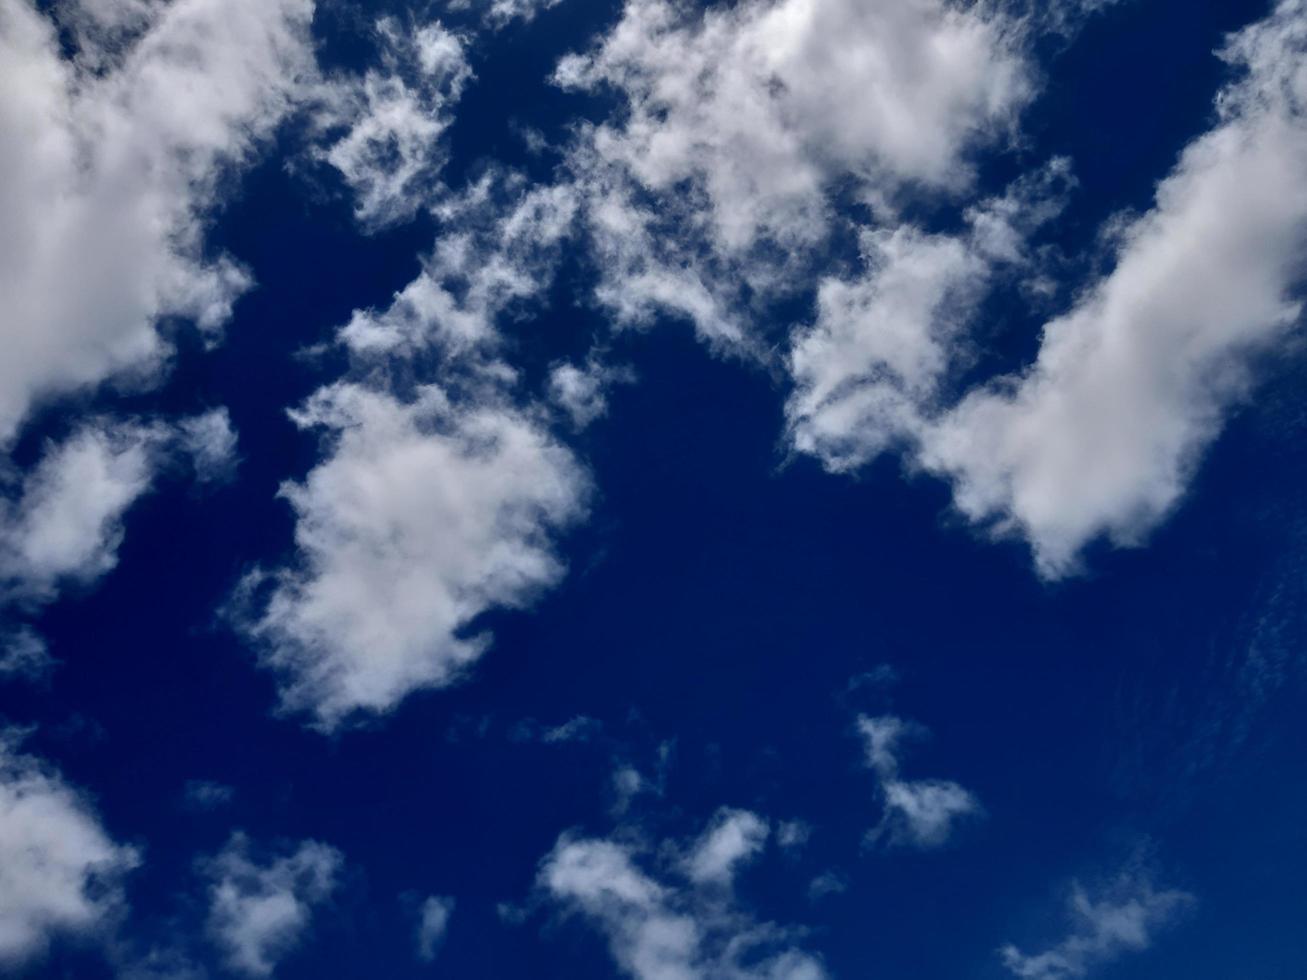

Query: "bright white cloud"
(921, 0), (1307, 576)
(0, 0), (316, 446)
(0, 421), (162, 605)
(0, 738), (139, 967)
(240, 381), (588, 729)
(0, 413), (234, 609)
(317, 18), (471, 228)
(203, 833), (341, 978)
(786, 161), (1072, 471)
(0, 413), (242, 672)
(558, 0), (1029, 251)
(415, 895), (454, 962)
(1000, 871), (1194, 979)
(857, 715), (980, 848)
(555, 0), (1031, 348)
(540, 811), (826, 980)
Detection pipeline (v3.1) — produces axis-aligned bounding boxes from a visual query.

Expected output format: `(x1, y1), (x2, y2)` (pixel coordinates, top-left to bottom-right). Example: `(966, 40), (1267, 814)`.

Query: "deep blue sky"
(3, 0), (1307, 978)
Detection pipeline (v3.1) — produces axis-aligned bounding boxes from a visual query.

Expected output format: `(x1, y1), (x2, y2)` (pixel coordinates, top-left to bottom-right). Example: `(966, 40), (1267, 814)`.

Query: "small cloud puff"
(201, 833), (342, 978)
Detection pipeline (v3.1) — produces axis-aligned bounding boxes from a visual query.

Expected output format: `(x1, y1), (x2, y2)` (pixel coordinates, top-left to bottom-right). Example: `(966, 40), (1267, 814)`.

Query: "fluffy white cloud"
(558, 0), (1029, 252)
(786, 161), (1072, 471)
(0, 421), (162, 605)
(684, 809), (770, 886)
(540, 810), (826, 980)
(203, 833), (341, 978)
(1000, 871), (1193, 979)
(921, 0), (1307, 576)
(857, 715), (980, 848)
(415, 895), (454, 962)
(0, 0), (316, 446)
(0, 413), (236, 613)
(548, 358), (632, 429)
(0, 738), (139, 967)
(555, 0), (1031, 348)
(240, 381), (588, 729)
(316, 18), (471, 228)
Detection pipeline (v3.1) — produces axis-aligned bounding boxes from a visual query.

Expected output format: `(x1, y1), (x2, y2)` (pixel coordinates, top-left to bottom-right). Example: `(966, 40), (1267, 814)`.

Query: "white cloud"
(0, 413), (244, 671)
(338, 176), (578, 356)
(176, 408), (240, 484)
(785, 161), (1072, 471)
(316, 18), (471, 229)
(415, 895), (454, 962)
(684, 809), (770, 886)
(857, 715), (980, 848)
(920, 0), (1307, 577)
(548, 358), (633, 429)
(0, 0), (316, 446)
(202, 833), (341, 978)
(0, 421), (162, 605)
(1, 413), (233, 607)
(558, 0), (1030, 251)
(539, 811), (826, 980)
(239, 381), (588, 729)
(555, 0), (1032, 348)
(0, 738), (139, 967)
(1000, 871), (1193, 979)
(448, 0), (563, 29)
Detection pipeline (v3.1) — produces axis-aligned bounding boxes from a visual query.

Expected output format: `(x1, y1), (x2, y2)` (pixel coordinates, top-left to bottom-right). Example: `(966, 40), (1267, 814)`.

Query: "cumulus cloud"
(316, 17), (471, 228)
(0, 737), (139, 967)
(0, 0), (316, 447)
(0, 413), (239, 654)
(539, 809), (826, 980)
(415, 895), (454, 962)
(202, 833), (342, 978)
(785, 160), (1072, 471)
(921, 0), (1307, 576)
(1000, 871), (1193, 979)
(554, 0), (1031, 347)
(239, 381), (588, 729)
(0, 421), (163, 605)
(857, 715), (980, 848)
(558, 0), (1029, 249)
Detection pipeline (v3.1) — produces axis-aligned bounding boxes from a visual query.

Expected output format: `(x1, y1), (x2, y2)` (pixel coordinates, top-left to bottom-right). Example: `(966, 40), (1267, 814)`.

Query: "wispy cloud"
(1000, 870), (1194, 979)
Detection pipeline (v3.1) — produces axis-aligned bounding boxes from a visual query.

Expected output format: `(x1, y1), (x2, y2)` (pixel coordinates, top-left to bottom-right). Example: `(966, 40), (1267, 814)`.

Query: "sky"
(1, 0), (1306, 977)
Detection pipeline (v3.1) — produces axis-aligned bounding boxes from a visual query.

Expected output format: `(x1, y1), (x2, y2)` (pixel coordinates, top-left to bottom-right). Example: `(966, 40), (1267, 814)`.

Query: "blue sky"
(1, 0), (1306, 977)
